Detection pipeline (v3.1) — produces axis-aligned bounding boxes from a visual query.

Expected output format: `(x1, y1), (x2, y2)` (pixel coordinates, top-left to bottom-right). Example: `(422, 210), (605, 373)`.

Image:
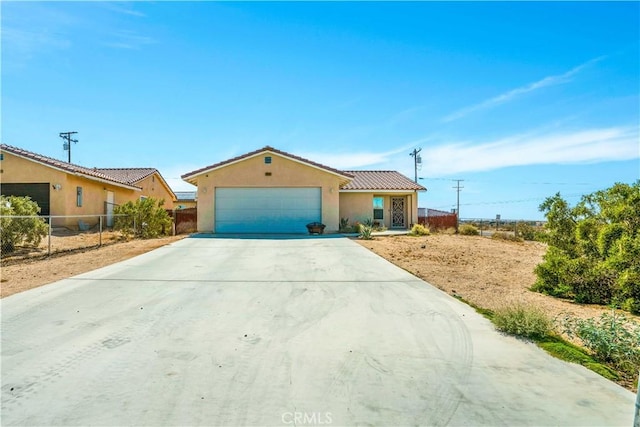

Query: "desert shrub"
(358, 223), (373, 240)
(459, 224), (479, 236)
(492, 304), (553, 339)
(516, 222), (536, 240)
(0, 195), (48, 253)
(339, 217), (349, 232)
(561, 311), (640, 375)
(409, 223), (430, 236)
(114, 197), (172, 239)
(492, 232), (523, 242)
(535, 182), (640, 313)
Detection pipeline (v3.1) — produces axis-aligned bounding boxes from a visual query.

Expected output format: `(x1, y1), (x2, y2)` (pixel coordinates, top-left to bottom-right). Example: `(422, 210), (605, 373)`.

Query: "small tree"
(534, 182), (640, 313)
(0, 195), (48, 253)
(113, 197), (172, 239)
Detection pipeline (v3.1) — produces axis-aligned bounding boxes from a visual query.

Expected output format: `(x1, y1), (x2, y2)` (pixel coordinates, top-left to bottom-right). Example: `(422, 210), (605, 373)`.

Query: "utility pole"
(410, 148), (422, 183)
(453, 179), (464, 233)
(59, 131), (78, 163)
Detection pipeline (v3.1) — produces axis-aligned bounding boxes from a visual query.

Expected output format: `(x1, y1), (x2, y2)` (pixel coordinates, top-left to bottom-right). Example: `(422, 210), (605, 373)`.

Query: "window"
(76, 187), (83, 207)
(264, 156), (272, 164)
(373, 196), (384, 220)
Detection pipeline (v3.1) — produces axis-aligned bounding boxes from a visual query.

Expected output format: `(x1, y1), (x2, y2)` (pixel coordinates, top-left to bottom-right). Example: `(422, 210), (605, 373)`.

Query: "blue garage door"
(215, 187), (322, 233)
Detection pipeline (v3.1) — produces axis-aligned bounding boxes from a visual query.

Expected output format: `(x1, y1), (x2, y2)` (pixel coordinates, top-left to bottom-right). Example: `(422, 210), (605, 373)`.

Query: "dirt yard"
(357, 234), (632, 323)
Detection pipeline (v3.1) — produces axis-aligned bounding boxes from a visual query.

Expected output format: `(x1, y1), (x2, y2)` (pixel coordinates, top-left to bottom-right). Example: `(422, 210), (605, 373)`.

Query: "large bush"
(533, 182), (640, 313)
(0, 195), (48, 253)
(113, 198), (172, 239)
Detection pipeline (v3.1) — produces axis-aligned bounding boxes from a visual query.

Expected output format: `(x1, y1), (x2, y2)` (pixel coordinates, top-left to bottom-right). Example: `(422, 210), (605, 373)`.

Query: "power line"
(430, 192), (585, 210)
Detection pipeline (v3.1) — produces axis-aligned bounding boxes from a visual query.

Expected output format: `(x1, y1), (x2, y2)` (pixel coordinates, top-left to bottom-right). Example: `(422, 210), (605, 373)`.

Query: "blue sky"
(2, 1), (638, 220)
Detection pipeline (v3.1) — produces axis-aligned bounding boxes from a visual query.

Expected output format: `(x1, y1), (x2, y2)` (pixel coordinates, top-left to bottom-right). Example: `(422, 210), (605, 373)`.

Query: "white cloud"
(442, 56), (606, 122)
(422, 126), (639, 176)
(298, 143), (417, 170)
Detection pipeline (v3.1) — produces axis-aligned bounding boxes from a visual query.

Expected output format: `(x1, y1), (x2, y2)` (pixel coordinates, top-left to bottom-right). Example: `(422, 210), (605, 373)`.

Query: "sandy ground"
(357, 234), (635, 323)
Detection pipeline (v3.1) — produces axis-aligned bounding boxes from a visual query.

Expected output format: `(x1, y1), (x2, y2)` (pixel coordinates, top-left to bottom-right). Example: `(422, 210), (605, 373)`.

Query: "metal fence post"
(48, 216), (52, 256)
(480, 219), (483, 236)
(634, 371), (639, 427)
(99, 215), (103, 247)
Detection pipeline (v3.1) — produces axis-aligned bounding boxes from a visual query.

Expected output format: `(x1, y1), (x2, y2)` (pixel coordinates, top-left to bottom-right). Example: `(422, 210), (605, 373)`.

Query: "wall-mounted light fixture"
(52, 184), (62, 191)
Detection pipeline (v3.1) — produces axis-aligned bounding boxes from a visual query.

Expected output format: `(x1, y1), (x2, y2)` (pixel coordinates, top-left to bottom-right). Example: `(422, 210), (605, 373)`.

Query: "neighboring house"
(174, 191), (197, 209)
(0, 144), (176, 228)
(181, 146), (426, 233)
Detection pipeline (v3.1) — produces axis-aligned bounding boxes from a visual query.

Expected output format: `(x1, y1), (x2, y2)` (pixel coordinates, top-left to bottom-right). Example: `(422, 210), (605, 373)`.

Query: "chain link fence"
(460, 218), (546, 238)
(0, 214), (138, 262)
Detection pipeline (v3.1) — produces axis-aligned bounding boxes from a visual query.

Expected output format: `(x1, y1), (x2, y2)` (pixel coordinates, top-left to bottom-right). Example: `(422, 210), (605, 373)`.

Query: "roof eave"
(181, 148), (354, 184)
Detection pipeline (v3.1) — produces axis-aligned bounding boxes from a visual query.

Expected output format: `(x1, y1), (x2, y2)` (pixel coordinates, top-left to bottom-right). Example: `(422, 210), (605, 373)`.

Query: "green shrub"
(492, 304), (553, 339)
(535, 182), (640, 314)
(113, 197), (172, 239)
(492, 232), (523, 242)
(0, 195), (48, 253)
(358, 224), (373, 240)
(459, 224), (479, 236)
(339, 217), (349, 232)
(516, 222), (536, 240)
(561, 311), (640, 375)
(409, 224), (430, 236)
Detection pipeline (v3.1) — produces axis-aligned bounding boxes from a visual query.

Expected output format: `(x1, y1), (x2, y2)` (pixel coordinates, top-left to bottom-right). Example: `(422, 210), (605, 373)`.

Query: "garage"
(215, 187), (321, 233)
(0, 182), (50, 216)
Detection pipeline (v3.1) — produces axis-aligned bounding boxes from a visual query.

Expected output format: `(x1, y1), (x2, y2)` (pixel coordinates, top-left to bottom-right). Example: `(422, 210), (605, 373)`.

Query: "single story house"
(0, 144), (176, 228)
(181, 146), (426, 233)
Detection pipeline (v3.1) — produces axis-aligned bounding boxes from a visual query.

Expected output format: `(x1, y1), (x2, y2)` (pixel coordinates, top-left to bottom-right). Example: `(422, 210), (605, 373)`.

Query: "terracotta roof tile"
(94, 168), (157, 185)
(0, 144), (141, 189)
(341, 171), (426, 191)
(181, 146), (354, 182)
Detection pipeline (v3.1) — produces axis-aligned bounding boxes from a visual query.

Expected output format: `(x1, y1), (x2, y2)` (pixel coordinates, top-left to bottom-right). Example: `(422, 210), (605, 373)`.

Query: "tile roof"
(0, 144), (141, 190)
(94, 168), (157, 185)
(341, 171), (426, 191)
(181, 146), (354, 183)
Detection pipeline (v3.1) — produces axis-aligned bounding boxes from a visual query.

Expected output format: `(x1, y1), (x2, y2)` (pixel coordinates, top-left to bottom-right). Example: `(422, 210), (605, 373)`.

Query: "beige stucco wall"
(0, 151), (145, 228)
(339, 192), (373, 226)
(135, 174), (175, 209)
(176, 201), (197, 209)
(339, 191), (420, 229)
(191, 153), (344, 233)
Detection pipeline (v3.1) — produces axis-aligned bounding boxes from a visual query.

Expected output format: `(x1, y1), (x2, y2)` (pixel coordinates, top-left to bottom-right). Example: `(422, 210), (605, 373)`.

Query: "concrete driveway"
(1, 236), (635, 426)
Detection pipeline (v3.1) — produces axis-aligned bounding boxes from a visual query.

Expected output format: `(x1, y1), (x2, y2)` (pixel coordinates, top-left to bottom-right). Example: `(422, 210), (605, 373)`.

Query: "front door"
(391, 197), (406, 228)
